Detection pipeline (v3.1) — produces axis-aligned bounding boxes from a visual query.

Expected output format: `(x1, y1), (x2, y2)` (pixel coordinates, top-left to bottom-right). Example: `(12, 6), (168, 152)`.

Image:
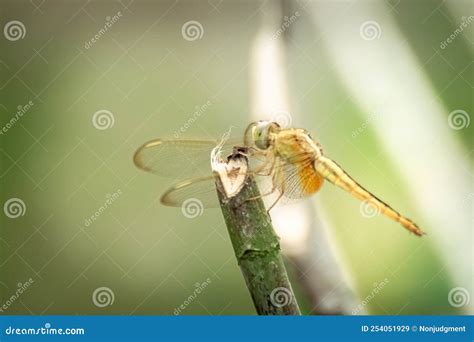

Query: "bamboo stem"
(214, 153), (300, 315)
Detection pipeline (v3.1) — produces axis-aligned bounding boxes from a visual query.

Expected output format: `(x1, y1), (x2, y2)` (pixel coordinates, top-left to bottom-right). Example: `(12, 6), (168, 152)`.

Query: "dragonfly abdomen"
(314, 156), (424, 236)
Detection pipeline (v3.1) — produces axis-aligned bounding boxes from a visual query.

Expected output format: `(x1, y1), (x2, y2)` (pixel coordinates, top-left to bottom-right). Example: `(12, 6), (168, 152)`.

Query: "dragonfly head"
(244, 121), (280, 150)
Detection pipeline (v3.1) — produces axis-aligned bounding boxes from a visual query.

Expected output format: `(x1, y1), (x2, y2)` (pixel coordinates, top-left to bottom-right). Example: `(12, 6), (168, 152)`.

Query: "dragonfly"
(134, 121), (424, 236)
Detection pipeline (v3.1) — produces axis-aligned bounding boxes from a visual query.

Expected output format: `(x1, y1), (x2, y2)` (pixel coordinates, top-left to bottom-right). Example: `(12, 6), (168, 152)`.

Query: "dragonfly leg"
(252, 162), (274, 177)
(235, 146), (275, 176)
(245, 156), (278, 201)
(266, 168), (285, 212)
(245, 161), (284, 210)
(251, 152), (276, 177)
(233, 185), (278, 211)
(234, 146), (262, 157)
(267, 191), (284, 212)
(246, 183), (279, 201)
(267, 170), (285, 214)
(234, 153), (282, 207)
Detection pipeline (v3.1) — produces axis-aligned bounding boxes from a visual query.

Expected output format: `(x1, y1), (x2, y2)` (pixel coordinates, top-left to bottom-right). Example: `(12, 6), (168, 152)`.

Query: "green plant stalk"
(215, 165), (301, 315)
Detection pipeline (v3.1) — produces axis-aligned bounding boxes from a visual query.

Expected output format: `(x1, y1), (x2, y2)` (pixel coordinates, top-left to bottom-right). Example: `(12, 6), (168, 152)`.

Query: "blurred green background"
(0, 0), (472, 315)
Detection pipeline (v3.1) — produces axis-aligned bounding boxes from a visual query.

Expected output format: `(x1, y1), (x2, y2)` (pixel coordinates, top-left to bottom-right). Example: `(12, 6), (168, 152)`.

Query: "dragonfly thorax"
(273, 128), (323, 163)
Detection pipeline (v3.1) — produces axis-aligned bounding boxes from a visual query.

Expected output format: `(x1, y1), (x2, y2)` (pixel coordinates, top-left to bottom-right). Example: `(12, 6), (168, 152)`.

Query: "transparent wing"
(280, 160), (324, 200)
(160, 176), (221, 208)
(133, 139), (238, 179)
(266, 156), (324, 205)
(160, 152), (322, 208)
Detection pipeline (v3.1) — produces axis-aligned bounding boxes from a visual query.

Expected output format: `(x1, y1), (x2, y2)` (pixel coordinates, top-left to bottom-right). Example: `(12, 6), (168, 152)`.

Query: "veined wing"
(315, 156), (425, 236)
(273, 156), (324, 202)
(160, 151), (321, 208)
(133, 139), (237, 179)
(161, 173), (279, 208)
(161, 176), (221, 208)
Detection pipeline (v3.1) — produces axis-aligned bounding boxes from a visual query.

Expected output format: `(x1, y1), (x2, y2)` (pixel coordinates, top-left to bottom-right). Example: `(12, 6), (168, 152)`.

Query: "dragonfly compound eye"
(253, 121), (271, 150)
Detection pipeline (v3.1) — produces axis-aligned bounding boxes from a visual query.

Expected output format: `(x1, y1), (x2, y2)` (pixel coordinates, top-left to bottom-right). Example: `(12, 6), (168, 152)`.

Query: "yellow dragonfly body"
(134, 121), (424, 236)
